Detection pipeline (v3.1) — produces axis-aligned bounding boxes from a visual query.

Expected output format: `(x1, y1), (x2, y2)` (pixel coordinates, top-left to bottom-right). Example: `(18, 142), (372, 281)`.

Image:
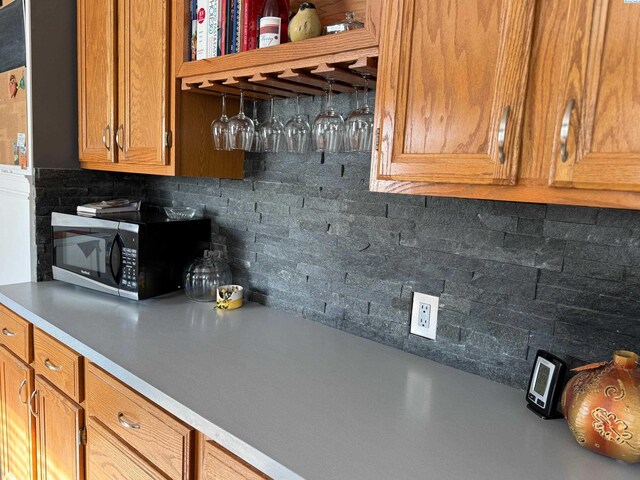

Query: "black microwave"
(51, 211), (210, 300)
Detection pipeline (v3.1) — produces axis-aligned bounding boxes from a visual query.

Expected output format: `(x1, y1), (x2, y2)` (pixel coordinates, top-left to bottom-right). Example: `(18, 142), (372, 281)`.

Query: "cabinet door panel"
(118, 0), (170, 165)
(373, 0), (535, 186)
(0, 345), (35, 480)
(551, 0), (640, 191)
(77, 0), (116, 163)
(87, 417), (167, 480)
(34, 375), (84, 480)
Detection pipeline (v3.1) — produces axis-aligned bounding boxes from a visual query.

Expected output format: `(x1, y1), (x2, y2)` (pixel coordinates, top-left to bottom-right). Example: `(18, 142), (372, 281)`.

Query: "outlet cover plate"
(410, 292), (439, 340)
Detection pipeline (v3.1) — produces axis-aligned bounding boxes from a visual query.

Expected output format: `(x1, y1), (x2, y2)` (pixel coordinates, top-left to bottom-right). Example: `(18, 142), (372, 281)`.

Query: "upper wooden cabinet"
(373, 0), (535, 186)
(77, 0), (243, 177)
(550, 0), (640, 192)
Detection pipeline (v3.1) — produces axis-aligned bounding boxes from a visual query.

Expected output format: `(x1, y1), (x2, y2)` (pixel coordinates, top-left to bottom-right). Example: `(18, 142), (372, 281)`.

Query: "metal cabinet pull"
(2, 328), (16, 337)
(497, 105), (510, 165)
(18, 379), (28, 404)
(102, 125), (111, 151)
(117, 412), (140, 430)
(115, 124), (124, 151)
(560, 99), (576, 163)
(29, 389), (38, 417)
(44, 358), (62, 371)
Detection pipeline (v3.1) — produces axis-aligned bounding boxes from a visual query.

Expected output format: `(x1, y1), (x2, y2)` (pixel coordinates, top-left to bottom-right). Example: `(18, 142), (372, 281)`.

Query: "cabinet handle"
(18, 379), (28, 404)
(29, 389), (38, 417)
(44, 358), (62, 371)
(102, 125), (111, 151)
(2, 328), (16, 337)
(115, 124), (124, 151)
(560, 99), (576, 163)
(497, 105), (510, 165)
(117, 412), (140, 430)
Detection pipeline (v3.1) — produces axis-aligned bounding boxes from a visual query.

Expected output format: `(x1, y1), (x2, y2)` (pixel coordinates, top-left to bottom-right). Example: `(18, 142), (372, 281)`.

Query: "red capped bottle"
(258, 0), (289, 48)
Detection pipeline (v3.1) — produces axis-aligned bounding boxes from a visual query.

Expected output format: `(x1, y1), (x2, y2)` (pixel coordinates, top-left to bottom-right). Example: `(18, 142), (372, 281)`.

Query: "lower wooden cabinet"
(0, 345), (36, 480)
(33, 375), (85, 480)
(200, 436), (270, 480)
(86, 417), (166, 479)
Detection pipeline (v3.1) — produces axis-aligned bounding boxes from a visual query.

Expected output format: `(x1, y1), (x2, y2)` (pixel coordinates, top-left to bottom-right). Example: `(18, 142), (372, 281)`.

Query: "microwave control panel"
(121, 247), (138, 289)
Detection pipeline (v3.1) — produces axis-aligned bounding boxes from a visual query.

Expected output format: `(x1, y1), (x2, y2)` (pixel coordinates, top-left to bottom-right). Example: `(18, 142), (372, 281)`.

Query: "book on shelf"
(77, 199), (142, 215)
(206, 0), (220, 58)
(190, 0), (197, 60)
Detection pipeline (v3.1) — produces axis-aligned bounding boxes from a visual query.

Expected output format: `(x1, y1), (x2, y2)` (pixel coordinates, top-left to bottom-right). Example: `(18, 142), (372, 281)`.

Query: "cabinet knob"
(497, 105), (510, 165)
(560, 99), (576, 163)
(44, 358), (62, 371)
(18, 379), (28, 405)
(117, 411), (140, 430)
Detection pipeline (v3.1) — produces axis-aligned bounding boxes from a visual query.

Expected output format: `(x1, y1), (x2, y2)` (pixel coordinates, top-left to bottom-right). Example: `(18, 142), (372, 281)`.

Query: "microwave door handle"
(109, 234), (122, 283)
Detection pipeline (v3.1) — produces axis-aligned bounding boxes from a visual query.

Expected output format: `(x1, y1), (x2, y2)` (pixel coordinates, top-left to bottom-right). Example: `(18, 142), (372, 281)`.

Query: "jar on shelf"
(183, 250), (232, 302)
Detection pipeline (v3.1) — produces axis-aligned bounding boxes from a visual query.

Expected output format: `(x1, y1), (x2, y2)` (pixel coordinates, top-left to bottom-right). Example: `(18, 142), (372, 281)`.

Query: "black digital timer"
(526, 350), (567, 419)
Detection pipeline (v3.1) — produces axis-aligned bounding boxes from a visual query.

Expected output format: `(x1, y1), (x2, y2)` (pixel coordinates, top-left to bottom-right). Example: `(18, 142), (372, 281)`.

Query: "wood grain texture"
(86, 363), (194, 480)
(87, 417), (168, 480)
(372, 0), (535, 187)
(118, 0), (170, 166)
(0, 67), (27, 167)
(200, 435), (270, 480)
(33, 328), (83, 404)
(34, 375), (85, 480)
(0, 345), (36, 480)
(0, 303), (33, 363)
(551, 0), (640, 192)
(77, 0), (116, 164)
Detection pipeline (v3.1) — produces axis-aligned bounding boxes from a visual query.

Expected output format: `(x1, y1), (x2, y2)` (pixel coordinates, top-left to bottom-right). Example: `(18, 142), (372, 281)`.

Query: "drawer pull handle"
(560, 98), (576, 163)
(102, 124), (111, 151)
(44, 358), (62, 371)
(18, 379), (28, 404)
(497, 105), (510, 165)
(2, 328), (16, 337)
(29, 389), (38, 417)
(117, 412), (140, 430)
(115, 124), (124, 151)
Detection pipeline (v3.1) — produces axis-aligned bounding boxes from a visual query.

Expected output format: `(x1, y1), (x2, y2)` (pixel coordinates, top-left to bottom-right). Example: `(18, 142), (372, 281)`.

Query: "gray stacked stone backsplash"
(34, 95), (640, 390)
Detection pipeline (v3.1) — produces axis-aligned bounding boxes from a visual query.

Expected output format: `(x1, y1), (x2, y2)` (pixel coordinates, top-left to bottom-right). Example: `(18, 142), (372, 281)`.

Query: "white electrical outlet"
(410, 292), (439, 340)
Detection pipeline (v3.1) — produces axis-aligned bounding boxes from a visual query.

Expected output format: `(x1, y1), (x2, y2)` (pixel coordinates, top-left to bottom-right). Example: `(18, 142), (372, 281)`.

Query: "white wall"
(0, 172), (33, 285)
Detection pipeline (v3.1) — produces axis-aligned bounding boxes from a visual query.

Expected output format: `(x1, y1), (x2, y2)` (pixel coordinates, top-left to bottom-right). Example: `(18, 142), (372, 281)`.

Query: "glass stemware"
(344, 87), (361, 152)
(260, 96), (285, 153)
(211, 93), (231, 150)
(250, 100), (263, 153)
(345, 76), (375, 152)
(285, 95), (311, 153)
(312, 80), (344, 153)
(228, 89), (255, 151)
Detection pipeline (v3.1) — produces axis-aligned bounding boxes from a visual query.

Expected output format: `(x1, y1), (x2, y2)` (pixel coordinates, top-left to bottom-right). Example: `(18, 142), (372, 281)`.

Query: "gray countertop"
(0, 281), (637, 479)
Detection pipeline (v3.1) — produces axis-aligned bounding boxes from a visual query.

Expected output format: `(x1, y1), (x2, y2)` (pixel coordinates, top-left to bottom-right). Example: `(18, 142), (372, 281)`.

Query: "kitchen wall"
(34, 95), (640, 389)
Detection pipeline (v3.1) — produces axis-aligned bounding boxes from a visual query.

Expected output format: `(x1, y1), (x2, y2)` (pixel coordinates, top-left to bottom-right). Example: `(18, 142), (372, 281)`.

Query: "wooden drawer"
(86, 362), (194, 480)
(201, 436), (270, 480)
(0, 304), (33, 363)
(33, 328), (83, 402)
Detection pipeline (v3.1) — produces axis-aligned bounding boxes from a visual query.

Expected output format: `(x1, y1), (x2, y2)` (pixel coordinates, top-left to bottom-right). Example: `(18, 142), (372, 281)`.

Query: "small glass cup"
(285, 95), (311, 153)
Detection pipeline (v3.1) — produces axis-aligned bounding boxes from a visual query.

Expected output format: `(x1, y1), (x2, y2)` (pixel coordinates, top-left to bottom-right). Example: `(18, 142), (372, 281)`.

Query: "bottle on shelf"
(258, 0), (289, 48)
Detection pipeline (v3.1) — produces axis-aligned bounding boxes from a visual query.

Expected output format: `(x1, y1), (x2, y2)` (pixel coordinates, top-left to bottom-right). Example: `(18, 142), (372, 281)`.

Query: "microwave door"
(52, 227), (120, 288)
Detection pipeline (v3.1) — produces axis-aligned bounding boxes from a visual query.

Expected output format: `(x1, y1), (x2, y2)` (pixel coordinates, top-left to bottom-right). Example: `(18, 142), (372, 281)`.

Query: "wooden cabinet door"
(86, 417), (166, 480)
(34, 375), (85, 480)
(200, 437), (268, 480)
(550, 0), (640, 192)
(0, 345), (36, 480)
(372, 0), (535, 187)
(117, 0), (170, 166)
(77, 0), (116, 164)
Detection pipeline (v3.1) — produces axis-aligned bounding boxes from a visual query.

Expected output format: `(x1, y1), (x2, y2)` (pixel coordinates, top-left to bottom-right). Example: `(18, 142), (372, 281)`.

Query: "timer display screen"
(534, 363), (551, 397)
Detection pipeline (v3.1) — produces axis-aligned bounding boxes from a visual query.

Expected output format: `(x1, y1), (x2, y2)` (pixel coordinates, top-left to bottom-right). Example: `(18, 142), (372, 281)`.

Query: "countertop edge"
(0, 293), (303, 480)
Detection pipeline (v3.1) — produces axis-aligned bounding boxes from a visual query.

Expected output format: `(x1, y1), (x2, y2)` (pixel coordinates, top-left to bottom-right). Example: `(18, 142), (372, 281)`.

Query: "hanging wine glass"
(312, 80), (344, 153)
(344, 86), (361, 152)
(260, 96), (285, 153)
(285, 95), (311, 153)
(346, 76), (374, 152)
(250, 100), (263, 153)
(228, 89), (255, 151)
(211, 93), (231, 150)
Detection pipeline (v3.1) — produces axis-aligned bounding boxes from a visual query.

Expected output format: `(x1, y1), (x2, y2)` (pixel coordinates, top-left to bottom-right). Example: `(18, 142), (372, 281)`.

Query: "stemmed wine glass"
(211, 93), (231, 150)
(344, 87), (361, 152)
(250, 100), (263, 153)
(346, 76), (374, 152)
(285, 95), (311, 153)
(312, 80), (344, 153)
(260, 96), (285, 153)
(228, 89), (255, 151)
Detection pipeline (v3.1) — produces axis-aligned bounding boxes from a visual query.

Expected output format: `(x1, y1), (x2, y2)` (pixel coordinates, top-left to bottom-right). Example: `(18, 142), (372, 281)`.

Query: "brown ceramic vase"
(561, 350), (640, 463)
